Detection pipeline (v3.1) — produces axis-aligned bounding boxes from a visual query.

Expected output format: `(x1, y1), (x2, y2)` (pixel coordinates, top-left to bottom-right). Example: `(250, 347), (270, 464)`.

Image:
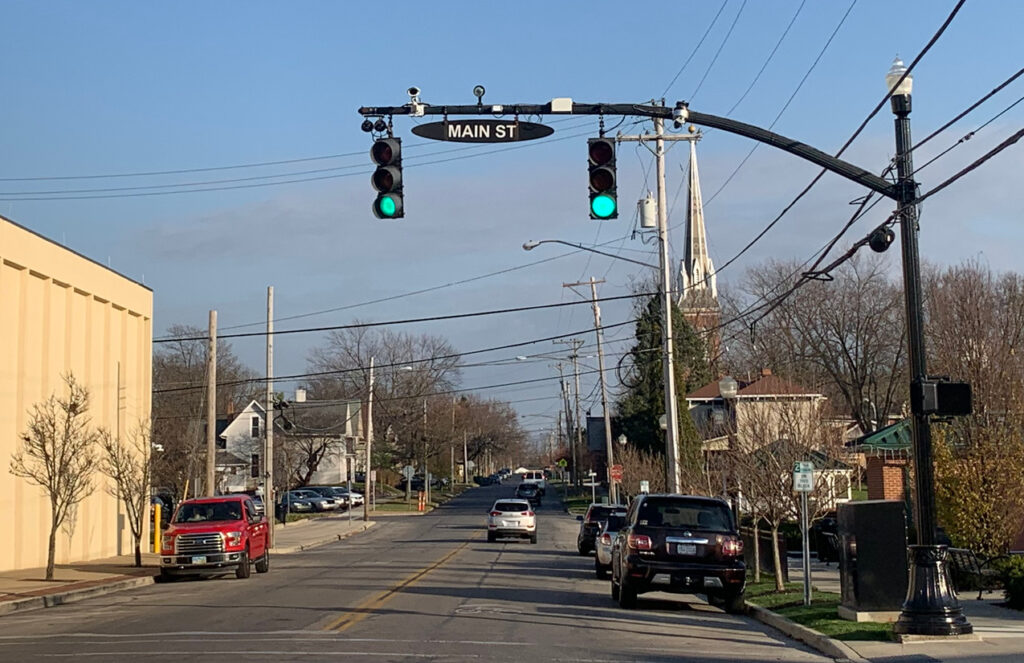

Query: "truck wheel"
(157, 568), (175, 583)
(610, 575), (620, 601)
(530, 533), (537, 544)
(723, 590), (746, 615)
(487, 532), (496, 543)
(617, 577), (637, 609)
(255, 550), (270, 574)
(235, 549), (251, 579)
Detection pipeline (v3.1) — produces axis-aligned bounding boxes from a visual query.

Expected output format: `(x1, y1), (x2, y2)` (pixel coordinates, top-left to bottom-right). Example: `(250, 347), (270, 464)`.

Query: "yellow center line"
(323, 533), (481, 632)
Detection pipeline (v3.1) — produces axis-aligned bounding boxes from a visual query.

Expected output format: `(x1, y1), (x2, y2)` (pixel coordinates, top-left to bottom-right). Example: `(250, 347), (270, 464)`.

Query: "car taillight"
(722, 538), (744, 556)
(600, 533), (612, 545)
(489, 511), (502, 516)
(627, 534), (652, 551)
(521, 512), (530, 516)
(527, 511), (535, 517)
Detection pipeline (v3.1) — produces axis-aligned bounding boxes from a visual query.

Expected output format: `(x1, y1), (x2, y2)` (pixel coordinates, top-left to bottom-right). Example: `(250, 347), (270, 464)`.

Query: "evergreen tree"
(616, 294), (711, 479)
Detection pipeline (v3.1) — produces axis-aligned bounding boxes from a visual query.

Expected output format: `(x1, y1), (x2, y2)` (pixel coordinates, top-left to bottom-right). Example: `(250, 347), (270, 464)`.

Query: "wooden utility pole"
(555, 338), (585, 485)
(206, 310), (217, 496)
(364, 357), (374, 521)
(265, 287), (275, 543)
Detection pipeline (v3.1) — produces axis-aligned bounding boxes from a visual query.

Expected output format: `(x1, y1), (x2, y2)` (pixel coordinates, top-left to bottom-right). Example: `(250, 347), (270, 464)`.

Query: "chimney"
(294, 388), (307, 403)
(760, 368), (772, 377)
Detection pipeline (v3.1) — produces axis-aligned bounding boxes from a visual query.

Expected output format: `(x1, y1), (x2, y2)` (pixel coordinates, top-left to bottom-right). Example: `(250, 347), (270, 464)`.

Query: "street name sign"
(411, 119), (553, 143)
(793, 461), (814, 492)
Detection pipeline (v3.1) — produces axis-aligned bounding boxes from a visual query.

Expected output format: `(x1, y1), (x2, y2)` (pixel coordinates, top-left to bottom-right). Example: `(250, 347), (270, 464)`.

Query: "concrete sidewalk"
(0, 510), (377, 617)
(771, 554), (1024, 662)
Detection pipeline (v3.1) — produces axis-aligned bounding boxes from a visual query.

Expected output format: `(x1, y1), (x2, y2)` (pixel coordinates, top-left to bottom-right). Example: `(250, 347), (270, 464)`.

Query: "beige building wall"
(0, 216), (152, 573)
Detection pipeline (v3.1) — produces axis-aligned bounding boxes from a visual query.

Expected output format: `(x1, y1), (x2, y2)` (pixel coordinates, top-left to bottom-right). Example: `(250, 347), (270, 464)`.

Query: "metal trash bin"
(838, 500), (908, 615)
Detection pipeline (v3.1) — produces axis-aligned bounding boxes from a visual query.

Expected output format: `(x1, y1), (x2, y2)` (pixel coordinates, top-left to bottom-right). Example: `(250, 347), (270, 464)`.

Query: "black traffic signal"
(588, 137), (617, 219)
(371, 137), (404, 219)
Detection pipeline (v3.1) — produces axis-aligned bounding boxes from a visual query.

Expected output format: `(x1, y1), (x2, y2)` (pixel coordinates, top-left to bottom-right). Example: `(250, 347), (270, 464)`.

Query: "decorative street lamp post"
(887, 57), (971, 637)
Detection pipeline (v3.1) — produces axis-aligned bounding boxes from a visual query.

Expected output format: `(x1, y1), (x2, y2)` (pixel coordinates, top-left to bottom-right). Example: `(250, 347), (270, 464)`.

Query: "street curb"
(747, 603), (869, 663)
(0, 575), (155, 618)
(274, 521), (377, 554)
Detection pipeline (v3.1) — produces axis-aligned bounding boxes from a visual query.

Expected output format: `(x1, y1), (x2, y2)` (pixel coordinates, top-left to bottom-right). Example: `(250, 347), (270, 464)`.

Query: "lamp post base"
(893, 545), (973, 636)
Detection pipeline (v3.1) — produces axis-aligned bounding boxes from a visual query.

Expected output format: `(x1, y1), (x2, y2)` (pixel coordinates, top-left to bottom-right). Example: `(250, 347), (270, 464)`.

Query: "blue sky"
(4, 0), (1023, 440)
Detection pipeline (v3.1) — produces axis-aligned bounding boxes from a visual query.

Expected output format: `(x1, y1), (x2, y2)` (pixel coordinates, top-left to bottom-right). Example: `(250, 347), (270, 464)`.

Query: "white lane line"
(37, 652), (481, 658)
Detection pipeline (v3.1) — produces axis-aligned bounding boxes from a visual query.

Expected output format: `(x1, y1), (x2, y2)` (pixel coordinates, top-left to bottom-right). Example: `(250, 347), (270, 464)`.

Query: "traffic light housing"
(371, 137), (404, 219)
(588, 137), (617, 219)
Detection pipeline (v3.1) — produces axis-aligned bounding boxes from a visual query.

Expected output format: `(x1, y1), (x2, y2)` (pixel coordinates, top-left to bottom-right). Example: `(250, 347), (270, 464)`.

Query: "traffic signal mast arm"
(358, 100), (897, 200)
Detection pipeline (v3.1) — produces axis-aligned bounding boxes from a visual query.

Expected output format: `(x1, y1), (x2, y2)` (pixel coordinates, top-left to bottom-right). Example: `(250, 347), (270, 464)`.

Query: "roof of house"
(686, 370), (823, 401)
(846, 418), (911, 456)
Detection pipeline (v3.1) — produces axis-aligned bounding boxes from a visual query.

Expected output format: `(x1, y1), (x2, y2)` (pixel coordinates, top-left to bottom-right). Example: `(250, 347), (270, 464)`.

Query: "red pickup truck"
(160, 495), (270, 580)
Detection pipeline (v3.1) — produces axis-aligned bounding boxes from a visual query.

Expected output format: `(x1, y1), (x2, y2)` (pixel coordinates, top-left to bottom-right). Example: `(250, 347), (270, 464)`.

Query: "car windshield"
(604, 514), (627, 532)
(174, 501), (243, 523)
(587, 506), (620, 522)
(493, 501), (529, 512)
(637, 498), (734, 532)
(517, 485), (536, 493)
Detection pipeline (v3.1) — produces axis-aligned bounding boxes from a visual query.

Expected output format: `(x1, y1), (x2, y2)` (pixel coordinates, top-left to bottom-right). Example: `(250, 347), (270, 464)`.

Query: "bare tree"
(724, 255), (906, 434)
(98, 420), (152, 567)
(10, 375), (101, 580)
(727, 400), (845, 590)
(152, 324), (257, 500)
(617, 445), (666, 502)
(927, 260), (1024, 556)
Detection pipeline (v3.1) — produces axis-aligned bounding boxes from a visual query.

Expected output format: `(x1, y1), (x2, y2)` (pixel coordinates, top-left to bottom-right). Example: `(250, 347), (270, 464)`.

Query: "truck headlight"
(225, 531), (243, 547)
(161, 533), (176, 552)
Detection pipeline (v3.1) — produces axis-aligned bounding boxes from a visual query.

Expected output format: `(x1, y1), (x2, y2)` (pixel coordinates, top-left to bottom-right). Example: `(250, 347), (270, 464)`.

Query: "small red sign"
(610, 464), (624, 481)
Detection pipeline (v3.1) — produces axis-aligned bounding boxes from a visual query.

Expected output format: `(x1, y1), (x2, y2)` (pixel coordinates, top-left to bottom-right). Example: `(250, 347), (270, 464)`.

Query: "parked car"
(289, 489), (340, 511)
(486, 499), (537, 543)
(160, 495), (270, 580)
(333, 487), (364, 507)
(595, 512), (628, 579)
(514, 482), (541, 507)
(275, 490), (327, 520)
(610, 494), (746, 613)
(577, 503), (625, 555)
(305, 486), (351, 509)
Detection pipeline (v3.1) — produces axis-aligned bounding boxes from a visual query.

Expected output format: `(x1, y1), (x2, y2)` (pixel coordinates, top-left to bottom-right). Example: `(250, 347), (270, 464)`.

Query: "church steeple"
(680, 137), (717, 305)
(678, 135), (721, 366)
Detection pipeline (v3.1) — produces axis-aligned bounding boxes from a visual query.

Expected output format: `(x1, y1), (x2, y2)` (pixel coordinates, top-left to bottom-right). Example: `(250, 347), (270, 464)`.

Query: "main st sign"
(411, 119), (553, 143)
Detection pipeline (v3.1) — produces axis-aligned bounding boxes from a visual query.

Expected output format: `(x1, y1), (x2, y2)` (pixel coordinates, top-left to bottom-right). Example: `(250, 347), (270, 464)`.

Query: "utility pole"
(619, 112), (697, 494)
(565, 278), (616, 504)
(423, 398), (429, 504)
(265, 288), (275, 544)
(463, 431), (469, 485)
(205, 310), (217, 497)
(555, 338), (585, 486)
(363, 357), (374, 522)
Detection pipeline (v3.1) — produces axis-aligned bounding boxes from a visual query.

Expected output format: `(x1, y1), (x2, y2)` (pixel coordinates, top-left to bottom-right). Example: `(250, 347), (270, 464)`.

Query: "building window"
(251, 415), (260, 438)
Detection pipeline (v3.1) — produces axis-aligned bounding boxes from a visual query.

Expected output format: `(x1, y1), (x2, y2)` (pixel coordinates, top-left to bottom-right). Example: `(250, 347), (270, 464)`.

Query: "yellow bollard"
(153, 503), (161, 553)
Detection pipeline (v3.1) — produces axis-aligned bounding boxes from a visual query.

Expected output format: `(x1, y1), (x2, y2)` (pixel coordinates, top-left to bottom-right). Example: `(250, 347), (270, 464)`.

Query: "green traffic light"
(378, 195), (397, 217)
(591, 194), (617, 219)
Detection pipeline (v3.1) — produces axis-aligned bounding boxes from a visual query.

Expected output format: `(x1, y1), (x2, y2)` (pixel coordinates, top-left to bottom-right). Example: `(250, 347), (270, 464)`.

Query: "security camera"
(407, 86), (421, 98)
(473, 85), (486, 100)
(868, 225), (895, 252)
(673, 101), (689, 128)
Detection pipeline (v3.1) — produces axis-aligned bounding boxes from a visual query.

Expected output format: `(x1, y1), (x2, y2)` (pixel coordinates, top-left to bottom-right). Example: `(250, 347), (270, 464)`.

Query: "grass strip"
(745, 575), (894, 641)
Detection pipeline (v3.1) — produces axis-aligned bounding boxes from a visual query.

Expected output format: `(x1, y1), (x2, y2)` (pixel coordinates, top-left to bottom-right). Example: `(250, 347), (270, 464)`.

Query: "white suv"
(487, 499), (537, 544)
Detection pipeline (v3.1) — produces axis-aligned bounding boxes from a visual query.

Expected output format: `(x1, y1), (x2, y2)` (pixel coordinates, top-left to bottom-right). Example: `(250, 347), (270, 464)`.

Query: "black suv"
(514, 482), (541, 507)
(610, 494), (746, 613)
(576, 504), (625, 555)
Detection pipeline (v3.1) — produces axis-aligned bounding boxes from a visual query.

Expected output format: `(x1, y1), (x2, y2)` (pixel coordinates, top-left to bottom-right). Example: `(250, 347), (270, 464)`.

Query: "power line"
(153, 318), (638, 395)
(153, 291), (656, 344)
(689, 0), (749, 102)
(661, 0), (730, 98)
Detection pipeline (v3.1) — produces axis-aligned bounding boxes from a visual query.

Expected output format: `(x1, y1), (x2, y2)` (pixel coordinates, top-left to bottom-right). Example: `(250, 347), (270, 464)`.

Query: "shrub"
(1002, 555), (1024, 610)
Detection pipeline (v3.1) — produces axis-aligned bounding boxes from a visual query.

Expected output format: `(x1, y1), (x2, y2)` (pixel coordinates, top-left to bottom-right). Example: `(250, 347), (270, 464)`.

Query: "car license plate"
(676, 543), (697, 556)
(504, 520), (519, 527)
(192, 555), (207, 564)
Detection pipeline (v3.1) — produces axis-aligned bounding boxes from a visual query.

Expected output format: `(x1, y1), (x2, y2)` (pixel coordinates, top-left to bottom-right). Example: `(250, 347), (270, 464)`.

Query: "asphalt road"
(0, 483), (829, 662)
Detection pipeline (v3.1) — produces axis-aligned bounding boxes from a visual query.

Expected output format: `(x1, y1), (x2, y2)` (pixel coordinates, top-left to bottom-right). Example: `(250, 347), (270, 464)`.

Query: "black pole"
(891, 91), (971, 637)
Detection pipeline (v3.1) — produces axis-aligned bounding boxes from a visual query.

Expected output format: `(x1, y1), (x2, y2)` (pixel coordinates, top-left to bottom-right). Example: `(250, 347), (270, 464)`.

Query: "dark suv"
(610, 494), (746, 613)
(577, 504), (626, 555)
(514, 482), (541, 507)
